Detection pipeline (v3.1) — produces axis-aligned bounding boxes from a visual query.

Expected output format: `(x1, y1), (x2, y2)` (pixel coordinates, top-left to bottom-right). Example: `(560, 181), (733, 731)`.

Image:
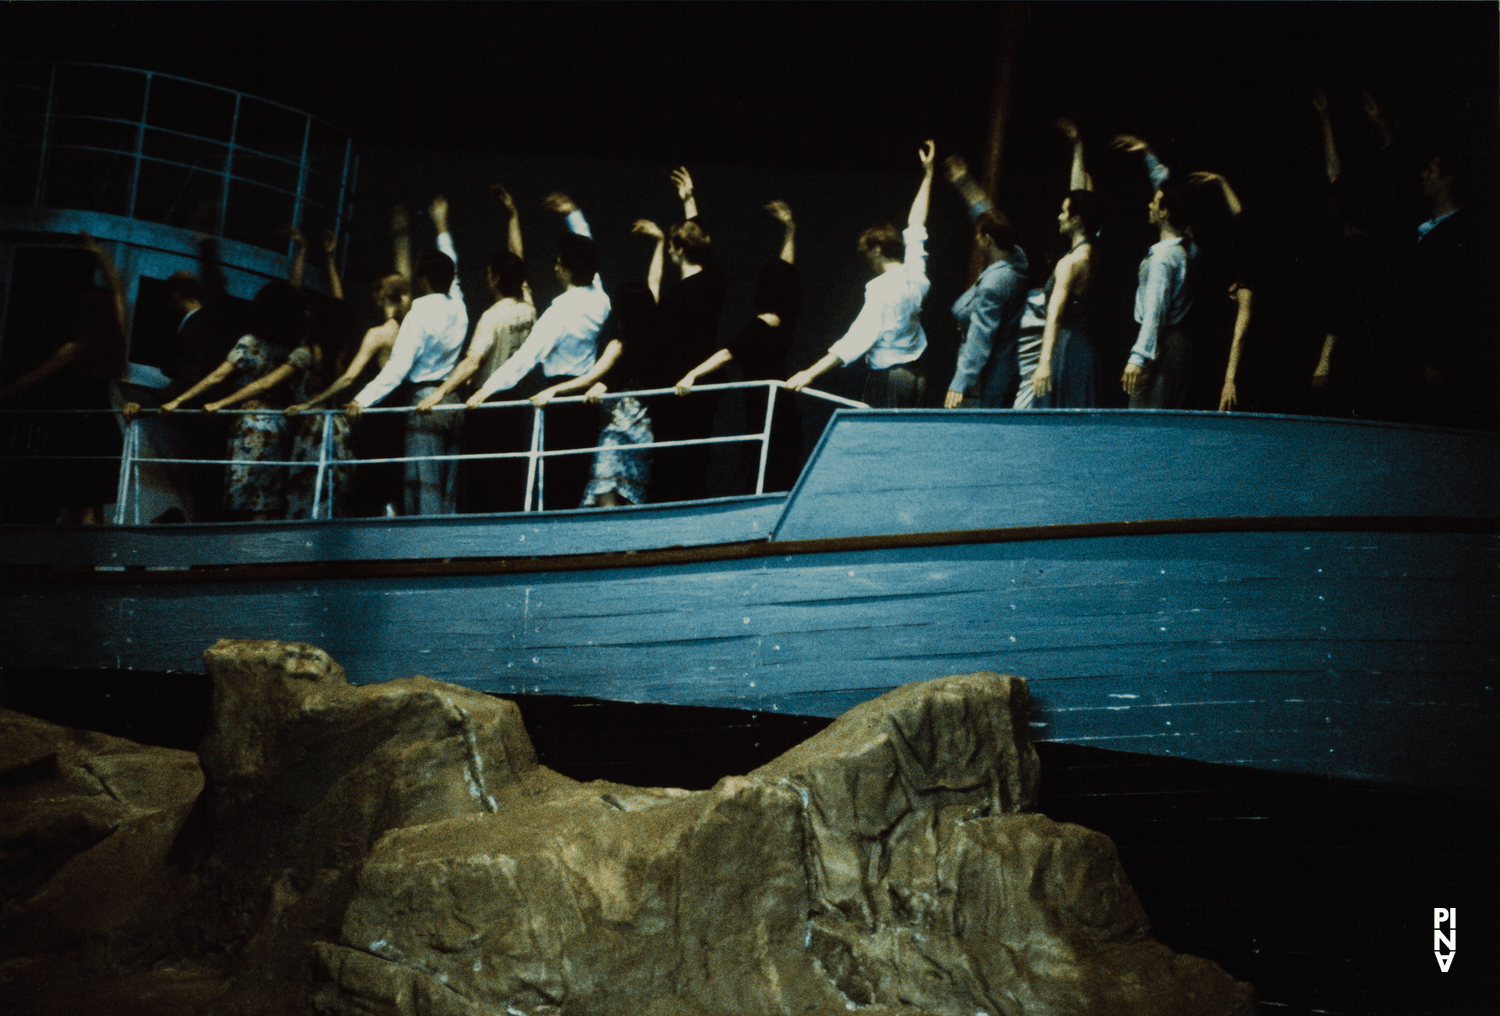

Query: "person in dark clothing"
(675, 200), (806, 493)
(0, 232), (127, 525)
(1408, 149), (1498, 430)
(638, 167), (728, 503)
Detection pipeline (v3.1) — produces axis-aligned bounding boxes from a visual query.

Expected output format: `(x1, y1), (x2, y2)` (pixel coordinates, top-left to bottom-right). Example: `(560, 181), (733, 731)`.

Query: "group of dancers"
(1, 86), (1489, 523)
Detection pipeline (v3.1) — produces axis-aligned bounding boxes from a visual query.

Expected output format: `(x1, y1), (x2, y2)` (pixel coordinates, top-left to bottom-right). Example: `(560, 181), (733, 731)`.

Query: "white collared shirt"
(354, 233), (469, 406)
(827, 224), (930, 370)
(473, 211), (610, 398)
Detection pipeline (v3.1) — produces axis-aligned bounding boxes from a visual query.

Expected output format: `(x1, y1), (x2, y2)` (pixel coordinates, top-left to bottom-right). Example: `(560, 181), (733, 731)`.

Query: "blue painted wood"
(5, 531), (1493, 794)
(0, 495), (785, 568)
(773, 410), (1500, 542)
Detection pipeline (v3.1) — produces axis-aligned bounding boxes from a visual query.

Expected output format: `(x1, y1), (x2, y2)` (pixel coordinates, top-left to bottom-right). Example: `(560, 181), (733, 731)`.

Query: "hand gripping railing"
(1, 381), (865, 522)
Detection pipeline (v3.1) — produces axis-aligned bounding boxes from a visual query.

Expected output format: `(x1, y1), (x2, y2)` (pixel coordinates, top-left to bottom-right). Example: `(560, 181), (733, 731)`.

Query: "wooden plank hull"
(6, 528), (1494, 795)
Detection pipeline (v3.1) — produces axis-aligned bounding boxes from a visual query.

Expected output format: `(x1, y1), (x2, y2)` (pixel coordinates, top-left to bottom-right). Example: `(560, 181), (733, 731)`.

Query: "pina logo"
(1433, 908), (1456, 972)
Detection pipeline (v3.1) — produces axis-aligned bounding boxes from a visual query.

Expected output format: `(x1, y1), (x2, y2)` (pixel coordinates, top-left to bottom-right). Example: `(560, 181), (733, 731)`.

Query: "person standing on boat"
(674, 200), (806, 493)
(287, 205), (413, 517)
(0, 233), (127, 525)
(414, 184), (536, 512)
(788, 140), (935, 408)
(1114, 134), (1198, 409)
(288, 205), (415, 414)
(1029, 119), (1104, 409)
(938, 154), (1030, 409)
(344, 197), (469, 516)
(642, 167), (728, 504)
(201, 231), (357, 519)
(467, 192), (611, 511)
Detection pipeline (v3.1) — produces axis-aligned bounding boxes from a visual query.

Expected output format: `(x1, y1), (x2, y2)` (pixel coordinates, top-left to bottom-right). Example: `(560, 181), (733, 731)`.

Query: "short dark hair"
(557, 233), (598, 285)
(1065, 189), (1103, 236)
(166, 270), (203, 305)
(487, 250), (527, 301)
(415, 248), (456, 296)
(669, 219), (712, 265)
(857, 223), (903, 261)
(1156, 180), (1196, 231)
(975, 210), (1017, 253)
(372, 271), (411, 309)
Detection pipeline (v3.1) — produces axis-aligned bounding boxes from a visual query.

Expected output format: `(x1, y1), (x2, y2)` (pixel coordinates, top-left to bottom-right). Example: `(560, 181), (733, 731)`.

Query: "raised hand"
(1360, 88), (1382, 120)
(918, 139), (936, 170)
(391, 205), (411, 233)
(543, 192), (578, 215)
(1310, 87), (1329, 115)
(321, 229), (339, 255)
(670, 167), (695, 202)
(632, 219), (665, 240)
(282, 225), (307, 247)
(1187, 171), (1224, 185)
(764, 200), (793, 225)
(428, 196), (449, 233)
(1112, 134), (1150, 153)
(1057, 117), (1080, 142)
(941, 154), (970, 184)
(489, 183), (517, 213)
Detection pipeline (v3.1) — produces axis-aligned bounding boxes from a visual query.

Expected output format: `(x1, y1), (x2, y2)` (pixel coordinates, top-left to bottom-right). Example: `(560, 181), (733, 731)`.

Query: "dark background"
(3, 3), (1496, 1014)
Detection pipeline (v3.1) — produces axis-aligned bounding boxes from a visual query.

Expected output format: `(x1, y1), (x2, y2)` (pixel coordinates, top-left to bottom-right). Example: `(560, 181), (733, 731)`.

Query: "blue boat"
(3, 63), (1496, 801)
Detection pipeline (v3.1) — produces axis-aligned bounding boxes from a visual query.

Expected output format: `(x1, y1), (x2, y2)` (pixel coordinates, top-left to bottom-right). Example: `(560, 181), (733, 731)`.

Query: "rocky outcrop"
(0, 641), (1256, 1016)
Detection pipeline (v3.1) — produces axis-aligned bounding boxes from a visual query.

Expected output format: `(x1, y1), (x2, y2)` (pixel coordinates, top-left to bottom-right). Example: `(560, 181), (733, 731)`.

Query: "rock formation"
(0, 640), (1256, 1016)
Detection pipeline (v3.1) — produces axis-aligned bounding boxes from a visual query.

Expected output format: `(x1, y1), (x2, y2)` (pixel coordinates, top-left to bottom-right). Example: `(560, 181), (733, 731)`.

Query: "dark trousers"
(1128, 326), (1193, 410)
(404, 384), (464, 516)
(862, 360), (927, 408)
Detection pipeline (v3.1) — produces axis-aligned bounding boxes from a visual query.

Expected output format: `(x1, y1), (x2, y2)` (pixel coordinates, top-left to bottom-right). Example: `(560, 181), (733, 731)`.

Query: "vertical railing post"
(126, 71), (152, 219)
(755, 383), (777, 495)
(33, 63), (58, 208)
(217, 93), (240, 237)
(311, 411), (332, 519)
(335, 136), (353, 273)
(113, 415), (135, 525)
(131, 421), (143, 525)
(535, 406), (546, 512)
(521, 406), (542, 513)
(289, 114), (312, 253)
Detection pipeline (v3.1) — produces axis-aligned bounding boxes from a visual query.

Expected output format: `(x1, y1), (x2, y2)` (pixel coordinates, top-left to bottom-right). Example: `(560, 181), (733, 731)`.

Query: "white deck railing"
(1, 380), (866, 523)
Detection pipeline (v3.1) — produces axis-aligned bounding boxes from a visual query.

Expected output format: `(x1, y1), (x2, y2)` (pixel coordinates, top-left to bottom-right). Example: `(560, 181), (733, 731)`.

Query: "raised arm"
(429, 196), (463, 300)
(1311, 88), (1341, 185)
(204, 361), (298, 413)
(766, 200), (795, 264)
(321, 229), (344, 301)
(78, 232), (127, 338)
(285, 227), (309, 289)
(942, 155), (992, 215)
(1360, 88), (1395, 149)
(490, 183), (523, 260)
(632, 220), (666, 301)
(909, 140), (936, 230)
(391, 205), (413, 281)
(671, 167), (699, 220)
(1114, 134), (1170, 187)
(1187, 171), (1244, 216)
(1058, 118), (1093, 191)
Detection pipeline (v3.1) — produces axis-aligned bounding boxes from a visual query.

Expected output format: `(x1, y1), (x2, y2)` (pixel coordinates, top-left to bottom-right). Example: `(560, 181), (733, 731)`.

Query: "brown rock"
(1, 645), (1256, 1016)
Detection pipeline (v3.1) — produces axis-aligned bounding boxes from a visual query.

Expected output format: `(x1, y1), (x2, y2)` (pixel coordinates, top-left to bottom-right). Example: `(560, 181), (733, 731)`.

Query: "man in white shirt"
(346, 197), (469, 515)
(787, 141), (935, 407)
(468, 192), (611, 509)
